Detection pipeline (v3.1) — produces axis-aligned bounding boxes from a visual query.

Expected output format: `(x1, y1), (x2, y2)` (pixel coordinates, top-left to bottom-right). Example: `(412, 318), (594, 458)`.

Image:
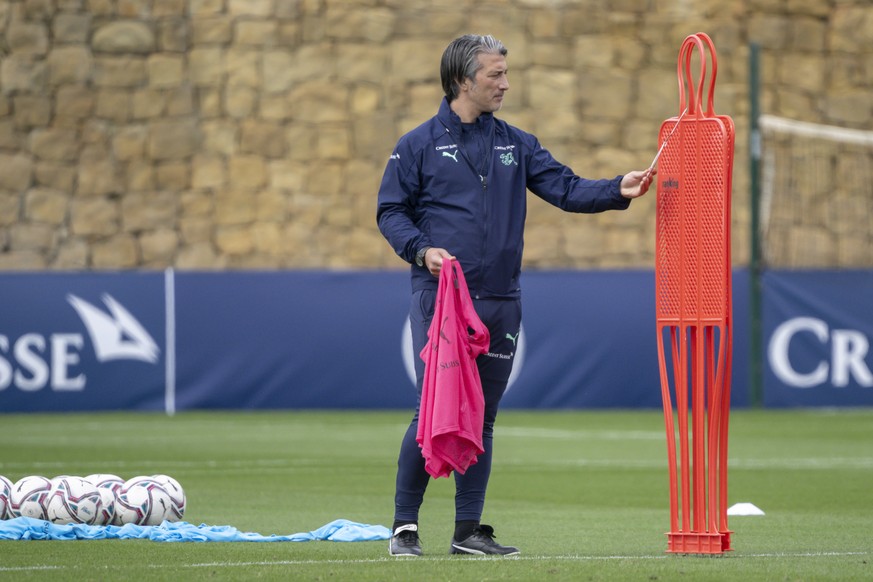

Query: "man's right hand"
(424, 247), (455, 278)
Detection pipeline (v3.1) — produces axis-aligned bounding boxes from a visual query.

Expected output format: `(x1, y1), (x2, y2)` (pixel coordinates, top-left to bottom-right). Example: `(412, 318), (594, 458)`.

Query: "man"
(376, 34), (654, 557)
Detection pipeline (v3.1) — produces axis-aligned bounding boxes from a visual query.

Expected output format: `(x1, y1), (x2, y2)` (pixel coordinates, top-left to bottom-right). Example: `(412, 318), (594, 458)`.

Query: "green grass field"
(1, 409), (871, 581)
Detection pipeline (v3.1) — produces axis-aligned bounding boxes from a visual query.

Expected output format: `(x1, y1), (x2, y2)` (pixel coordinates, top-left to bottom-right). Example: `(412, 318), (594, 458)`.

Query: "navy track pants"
(393, 289), (522, 523)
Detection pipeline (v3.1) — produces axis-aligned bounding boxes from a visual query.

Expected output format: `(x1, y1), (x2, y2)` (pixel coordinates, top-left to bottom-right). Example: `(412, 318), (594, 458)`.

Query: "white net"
(759, 114), (873, 268)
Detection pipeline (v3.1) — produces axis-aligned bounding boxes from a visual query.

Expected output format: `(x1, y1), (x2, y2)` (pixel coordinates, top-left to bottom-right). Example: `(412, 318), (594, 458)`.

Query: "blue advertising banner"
(173, 271), (416, 411)
(0, 272), (167, 412)
(762, 270), (873, 407)
(8, 267), (870, 412)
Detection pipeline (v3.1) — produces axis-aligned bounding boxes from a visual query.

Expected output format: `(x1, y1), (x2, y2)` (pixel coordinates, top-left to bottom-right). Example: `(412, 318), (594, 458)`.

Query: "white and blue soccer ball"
(84, 474), (124, 494)
(85, 474), (125, 525)
(114, 476), (173, 526)
(0, 475), (12, 519)
(150, 474), (185, 521)
(9, 475), (52, 520)
(45, 476), (103, 525)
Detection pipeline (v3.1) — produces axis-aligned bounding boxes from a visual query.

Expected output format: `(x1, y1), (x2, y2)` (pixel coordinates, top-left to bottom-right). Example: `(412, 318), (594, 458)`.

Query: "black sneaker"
(450, 524), (519, 556)
(389, 524), (422, 557)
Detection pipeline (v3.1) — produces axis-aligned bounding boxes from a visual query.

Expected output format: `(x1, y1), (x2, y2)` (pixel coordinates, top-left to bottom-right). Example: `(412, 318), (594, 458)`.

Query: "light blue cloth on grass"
(0, 516), (390, 542)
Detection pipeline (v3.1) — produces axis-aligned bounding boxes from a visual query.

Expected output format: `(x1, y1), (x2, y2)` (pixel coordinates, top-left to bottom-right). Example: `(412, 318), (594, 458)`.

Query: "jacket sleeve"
(376, 140), (432, 264)
(525, 137), (631, 213)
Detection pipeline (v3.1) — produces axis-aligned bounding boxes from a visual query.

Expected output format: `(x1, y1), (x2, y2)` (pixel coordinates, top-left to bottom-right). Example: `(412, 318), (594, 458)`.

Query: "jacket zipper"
(444, 122), (491, 299)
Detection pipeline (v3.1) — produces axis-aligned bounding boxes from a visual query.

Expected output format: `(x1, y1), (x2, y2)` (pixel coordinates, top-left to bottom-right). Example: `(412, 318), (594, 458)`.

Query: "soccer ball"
(9, 475), (52, 519)
(150, 474), (185, 521)
(85, 474), (124, 525)
(114, 476), (173, 526)
(92, 487), (116, 525)
(84, 474), (124, 493)
(0, 475), (12, 519)
(45, 476), (103, 525)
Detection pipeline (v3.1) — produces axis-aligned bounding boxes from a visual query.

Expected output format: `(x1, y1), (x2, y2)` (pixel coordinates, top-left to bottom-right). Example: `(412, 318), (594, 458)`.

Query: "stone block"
(214, 188), (256, 225)
(0, 119), (21, 150)
(831, 5), (873, 52)
(2, 54), (48, 94)
(12, 95), (51, 129)
(0, 192), (20, 226)
(326, 6), (395, 43)
(227, 49), (262, 88)
(25, 187), (67, 224)
(148, 118), (199, 159)
(192, 16), (233, 44)
(92, 21), (156, 54)
(132, 89), (166, 119)
(9, 222), (55, 251)
(121, 191), (178, 231)
(0, 251), (46, 270)
(192, 154), (226, 189)
(259, 94), (292, 120)
(180, 190), (213, 217)
(166, 86), (193, 116)
(95, 88), (132, 122)
(200, 120), (237, 155)
(70, 196), (119, 236)
(92, 234), (139, 268)
(154, 0), (186, 17)
(577, 68), (634, 121)
(52, 13), (91, 43)
(316, 124), (351, 160)
(76, 158), (119, 197)
(239, 122), (286, 159)
(190, 0), (223, 16)
(215, 224), (254, 255)
(335, 44), (388, 83)
(306, 161), (343, 195)
(7, 23), (49, 56)
(229, 155), (267, 189)
(224, 86), (256, 118)
(748, 14), (791, 50)
(228, 0), (273, 17)
(179, 215), (212, 243)
(252, 221), (282, 256)
(47, 46), (92, 86)
(268, 160), (306, 191)
(148, 54), (184, 87)
(390, 40), (446, 82)
(256, 189), (288, 221)
(51, 238), (89, 270)
(824, 90), (872, 125)
(289, 80), (350, 123)
(35, 162), (76, 192)
(156, 161), (190, 190)
(235, 20), (277, 46)
(55, 85), (95, 124)
(139, 228), (178, 263)
(124, 160), (156, 191)
(188, 47), (224, 87)
(778, 54), (825, 93)
(29, 128), (79, 161)
(158, 18), (188, 52)
(176, 241), (228, 269)
(93, 56), (147, 87)
(789, 16), (827, 52)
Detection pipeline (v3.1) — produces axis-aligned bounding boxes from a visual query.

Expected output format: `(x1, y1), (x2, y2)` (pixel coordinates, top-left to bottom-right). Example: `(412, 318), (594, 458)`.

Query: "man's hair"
(440, 34), (507, 101)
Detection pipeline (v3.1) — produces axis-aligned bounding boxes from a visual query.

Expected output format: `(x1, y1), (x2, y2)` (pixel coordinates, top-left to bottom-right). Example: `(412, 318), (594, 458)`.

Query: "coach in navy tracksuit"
(377, 34), (654, 557)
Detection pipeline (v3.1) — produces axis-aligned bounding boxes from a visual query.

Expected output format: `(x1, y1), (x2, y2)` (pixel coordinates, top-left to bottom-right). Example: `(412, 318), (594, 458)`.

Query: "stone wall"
(0, 0), (870, 271)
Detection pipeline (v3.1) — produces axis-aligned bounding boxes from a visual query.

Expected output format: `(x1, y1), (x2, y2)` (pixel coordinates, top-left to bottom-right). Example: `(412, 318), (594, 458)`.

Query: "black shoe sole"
(450, 543), (519, 556)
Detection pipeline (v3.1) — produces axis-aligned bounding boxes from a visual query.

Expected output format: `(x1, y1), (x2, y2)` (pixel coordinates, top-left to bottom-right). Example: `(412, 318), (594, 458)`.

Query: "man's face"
(463, 53), (509, 116)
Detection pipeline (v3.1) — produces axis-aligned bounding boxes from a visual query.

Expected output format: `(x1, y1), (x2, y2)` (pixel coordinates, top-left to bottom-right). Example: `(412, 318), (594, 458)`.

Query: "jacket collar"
(435, 97), (495, 138)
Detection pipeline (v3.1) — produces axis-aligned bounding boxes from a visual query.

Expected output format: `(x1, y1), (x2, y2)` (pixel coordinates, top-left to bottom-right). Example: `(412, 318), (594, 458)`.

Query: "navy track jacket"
(377, 98), (631, 299)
